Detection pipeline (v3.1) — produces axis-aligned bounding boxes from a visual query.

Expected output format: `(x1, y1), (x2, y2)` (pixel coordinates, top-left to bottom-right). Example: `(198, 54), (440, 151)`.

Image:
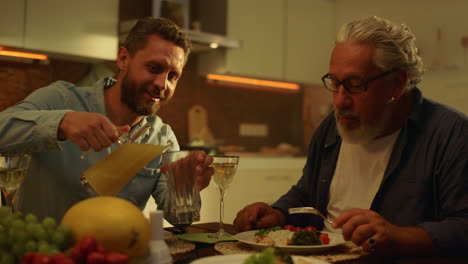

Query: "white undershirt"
(323, 130), (400, 233)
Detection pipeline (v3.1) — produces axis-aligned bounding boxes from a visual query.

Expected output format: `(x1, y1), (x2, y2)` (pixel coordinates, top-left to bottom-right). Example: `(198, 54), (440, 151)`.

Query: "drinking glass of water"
(0, 153), (31, 212)
(162, 151), (202, 233)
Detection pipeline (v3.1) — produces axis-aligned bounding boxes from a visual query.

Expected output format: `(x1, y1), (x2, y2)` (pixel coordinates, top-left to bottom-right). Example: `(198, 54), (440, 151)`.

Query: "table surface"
(166, 222), (468, 264)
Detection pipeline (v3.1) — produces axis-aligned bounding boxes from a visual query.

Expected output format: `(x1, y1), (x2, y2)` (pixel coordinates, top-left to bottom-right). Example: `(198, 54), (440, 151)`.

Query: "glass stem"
(218, 188), (225, 233)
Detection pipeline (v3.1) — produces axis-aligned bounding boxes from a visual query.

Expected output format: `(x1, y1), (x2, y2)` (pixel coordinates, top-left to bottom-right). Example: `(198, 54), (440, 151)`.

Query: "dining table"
(164, 222), (468, 264)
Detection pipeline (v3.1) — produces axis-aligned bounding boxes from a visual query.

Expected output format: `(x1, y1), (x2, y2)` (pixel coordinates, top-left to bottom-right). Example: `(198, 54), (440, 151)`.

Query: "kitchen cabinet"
(0, 0), (118, 61)
(0, 0), (25, 48)
(25, 0), (118, 61)
(284, 0), (335, 84)
(225, 0), (285, 80)
(224, 0), (334, 84)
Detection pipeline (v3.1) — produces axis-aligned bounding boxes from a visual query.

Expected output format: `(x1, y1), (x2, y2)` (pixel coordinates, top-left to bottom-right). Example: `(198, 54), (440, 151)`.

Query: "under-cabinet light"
(206, 74), (300, 91)
(0, 50), (48, 60)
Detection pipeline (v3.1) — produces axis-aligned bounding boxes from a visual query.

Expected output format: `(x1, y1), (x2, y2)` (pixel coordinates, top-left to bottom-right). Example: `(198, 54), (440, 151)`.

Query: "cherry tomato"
(283, 225), (295, 232)
(304, 226), (317, 232)
(320, 233), (330, 245)
(294, 226), (303, 231)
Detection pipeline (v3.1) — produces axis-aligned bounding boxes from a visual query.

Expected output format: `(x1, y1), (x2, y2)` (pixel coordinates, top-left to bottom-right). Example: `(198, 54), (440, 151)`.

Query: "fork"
(288, 207), (334, 225)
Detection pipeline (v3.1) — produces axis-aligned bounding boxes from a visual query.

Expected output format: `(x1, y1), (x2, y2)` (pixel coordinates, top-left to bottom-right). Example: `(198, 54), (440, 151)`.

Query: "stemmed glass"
(0, 153), (31, 212)
(209, 155), (239, 239)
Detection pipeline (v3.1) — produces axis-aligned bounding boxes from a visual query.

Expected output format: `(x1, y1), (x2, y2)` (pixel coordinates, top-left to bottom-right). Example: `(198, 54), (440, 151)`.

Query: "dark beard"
(121, 74), (164, 116)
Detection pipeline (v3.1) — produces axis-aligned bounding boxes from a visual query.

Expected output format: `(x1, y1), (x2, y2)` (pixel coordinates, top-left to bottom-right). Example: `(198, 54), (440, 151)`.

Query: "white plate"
(234, 230), (345, 253)
(190, 254), (329, 264)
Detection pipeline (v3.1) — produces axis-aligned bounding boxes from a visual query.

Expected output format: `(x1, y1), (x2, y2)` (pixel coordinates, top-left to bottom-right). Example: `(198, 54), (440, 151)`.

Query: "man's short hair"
(123, 17), (191, 62)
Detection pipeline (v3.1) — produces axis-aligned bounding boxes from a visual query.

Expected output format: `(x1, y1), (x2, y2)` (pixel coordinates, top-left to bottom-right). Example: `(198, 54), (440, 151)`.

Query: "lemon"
(61, 196), (150, 256)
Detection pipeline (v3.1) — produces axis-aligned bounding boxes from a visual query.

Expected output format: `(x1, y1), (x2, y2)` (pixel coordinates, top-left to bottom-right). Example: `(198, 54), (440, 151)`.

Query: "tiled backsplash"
(0, 60), (90, 110)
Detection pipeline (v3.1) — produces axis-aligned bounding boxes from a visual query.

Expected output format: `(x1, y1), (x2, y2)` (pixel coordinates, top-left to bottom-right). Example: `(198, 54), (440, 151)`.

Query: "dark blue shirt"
(272, 88), (468, 257)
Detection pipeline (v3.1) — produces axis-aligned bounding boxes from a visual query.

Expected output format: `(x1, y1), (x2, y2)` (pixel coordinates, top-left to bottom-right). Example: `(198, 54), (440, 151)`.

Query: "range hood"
(119, 19), (240, 53)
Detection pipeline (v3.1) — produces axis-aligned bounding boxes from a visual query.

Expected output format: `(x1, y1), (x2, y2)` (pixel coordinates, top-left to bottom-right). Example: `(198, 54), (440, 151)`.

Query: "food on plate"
(252, 226), (330, 246)
(61, 196), (150, 257)
(243, 247), (293, 264)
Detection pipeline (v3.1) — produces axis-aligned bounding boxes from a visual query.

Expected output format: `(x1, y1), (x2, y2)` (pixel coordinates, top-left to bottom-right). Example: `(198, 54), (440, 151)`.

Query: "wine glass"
(209, 155), (239, 239)
(0, 153), (31, 212)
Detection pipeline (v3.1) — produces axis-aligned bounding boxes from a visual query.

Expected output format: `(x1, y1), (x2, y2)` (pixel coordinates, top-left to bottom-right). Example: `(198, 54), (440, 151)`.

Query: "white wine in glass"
(209, 155), (239, 239)
(0, 153), (31, 212)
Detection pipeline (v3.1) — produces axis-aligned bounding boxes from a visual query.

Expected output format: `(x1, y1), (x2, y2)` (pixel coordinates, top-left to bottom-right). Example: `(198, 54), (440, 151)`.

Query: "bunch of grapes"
(0, 207), (72, 264)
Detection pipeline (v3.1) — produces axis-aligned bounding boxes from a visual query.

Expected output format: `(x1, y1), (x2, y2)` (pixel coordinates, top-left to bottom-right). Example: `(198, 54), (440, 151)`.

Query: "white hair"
(336, 16), (424, 92)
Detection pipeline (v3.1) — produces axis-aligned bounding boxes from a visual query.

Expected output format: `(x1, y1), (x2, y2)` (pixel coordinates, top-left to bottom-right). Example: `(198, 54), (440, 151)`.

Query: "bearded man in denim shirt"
(0, 18), (213, 221)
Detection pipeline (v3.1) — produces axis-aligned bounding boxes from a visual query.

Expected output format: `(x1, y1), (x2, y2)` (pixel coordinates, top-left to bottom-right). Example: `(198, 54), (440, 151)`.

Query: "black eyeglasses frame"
(321, 69), (398, 94)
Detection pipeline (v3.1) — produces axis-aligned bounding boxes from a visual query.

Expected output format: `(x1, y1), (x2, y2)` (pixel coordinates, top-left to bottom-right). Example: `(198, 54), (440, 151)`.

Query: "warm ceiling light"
(206, 74), (300, 91)
(0, 50), (48, 60)
(209, 43), (219, 49)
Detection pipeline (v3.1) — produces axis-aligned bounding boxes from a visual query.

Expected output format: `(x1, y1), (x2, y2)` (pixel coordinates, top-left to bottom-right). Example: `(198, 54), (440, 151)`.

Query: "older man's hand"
(233, 202), (286, 232)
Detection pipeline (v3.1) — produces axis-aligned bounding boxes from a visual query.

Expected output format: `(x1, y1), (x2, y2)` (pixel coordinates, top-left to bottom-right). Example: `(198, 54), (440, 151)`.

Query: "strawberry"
(77, 236), (98, 255)
(21, 253), (38, 264)
(31, 254), (53, 264)
(87, 252), (106, 264)
(70, 245), (85, 263)
(104, 251), (129, 264)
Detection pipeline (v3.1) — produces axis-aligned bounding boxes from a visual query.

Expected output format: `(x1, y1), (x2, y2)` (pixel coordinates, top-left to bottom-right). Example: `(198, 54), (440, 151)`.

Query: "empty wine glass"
(0, 153), (31, 212)
(209, 155), (239, 239)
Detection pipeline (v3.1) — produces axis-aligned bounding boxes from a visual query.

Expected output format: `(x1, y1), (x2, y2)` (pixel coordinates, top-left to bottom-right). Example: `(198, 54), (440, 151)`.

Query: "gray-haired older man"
(234, 16), (468, 258)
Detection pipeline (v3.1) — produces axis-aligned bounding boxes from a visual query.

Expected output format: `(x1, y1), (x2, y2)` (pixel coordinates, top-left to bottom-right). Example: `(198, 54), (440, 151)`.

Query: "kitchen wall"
(0, 60), (91, 111)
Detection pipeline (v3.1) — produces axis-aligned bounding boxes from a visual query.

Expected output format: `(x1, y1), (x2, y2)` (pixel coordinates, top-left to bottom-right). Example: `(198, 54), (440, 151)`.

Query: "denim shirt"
(0, 79), (179, 221)
(272, 88), (468, 257)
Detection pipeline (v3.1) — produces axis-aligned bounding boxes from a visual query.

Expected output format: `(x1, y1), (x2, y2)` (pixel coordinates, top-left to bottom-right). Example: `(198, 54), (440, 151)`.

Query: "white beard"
(335, 107), (391, 145)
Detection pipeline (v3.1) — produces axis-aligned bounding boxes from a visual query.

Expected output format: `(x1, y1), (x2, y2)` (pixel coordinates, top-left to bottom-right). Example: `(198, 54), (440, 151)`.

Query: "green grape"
(24, 213), (38, 223)
(56, 225), (71, 246)
(0, 215), (13, 228)
(37, 241), (50, 254)
(13, 230), (29, 243)
(50, 231), (65, 247)
(0, 253), (15, 264)
(24, 240), (38, 253)
(56, 225), (70, 235)
(25, 222), (39, 236)
(11, 243), (25, 258)
(47, 246), (60, 255)
(0, 232), (7, 248)
(33, 225), (48, 241)
(42, 217), (56, 231)
(0, 207), (12, 218)
(11, 218), (25, 230)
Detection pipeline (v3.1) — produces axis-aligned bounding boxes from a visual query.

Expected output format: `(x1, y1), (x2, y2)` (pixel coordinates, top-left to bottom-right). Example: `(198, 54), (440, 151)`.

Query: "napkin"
(175, 233), (238, 244)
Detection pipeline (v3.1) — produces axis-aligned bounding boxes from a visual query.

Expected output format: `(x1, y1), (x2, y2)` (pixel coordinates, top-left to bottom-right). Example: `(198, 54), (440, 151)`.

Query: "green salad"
(243, 247), (293, 264)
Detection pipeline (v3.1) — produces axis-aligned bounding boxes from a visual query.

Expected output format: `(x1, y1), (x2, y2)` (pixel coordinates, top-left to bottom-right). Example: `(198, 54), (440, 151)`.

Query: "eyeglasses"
(321, 69), (397, 94)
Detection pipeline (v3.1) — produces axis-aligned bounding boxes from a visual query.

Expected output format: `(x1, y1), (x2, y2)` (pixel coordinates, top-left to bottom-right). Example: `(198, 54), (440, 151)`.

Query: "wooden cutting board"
(188, 105), (214, 144)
